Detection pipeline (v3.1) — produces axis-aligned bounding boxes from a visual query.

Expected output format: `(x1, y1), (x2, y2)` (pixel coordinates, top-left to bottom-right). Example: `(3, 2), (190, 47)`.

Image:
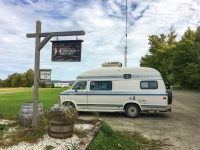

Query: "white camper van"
(59, 62), (172, 118)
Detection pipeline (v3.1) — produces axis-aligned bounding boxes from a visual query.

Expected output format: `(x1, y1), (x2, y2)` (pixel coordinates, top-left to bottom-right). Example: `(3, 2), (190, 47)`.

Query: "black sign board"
(51, 40), (83, 62)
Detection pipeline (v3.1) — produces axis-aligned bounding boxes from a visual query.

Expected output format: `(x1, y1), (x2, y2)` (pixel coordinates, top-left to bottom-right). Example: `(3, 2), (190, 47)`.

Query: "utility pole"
(26, 20), (85, 127)
(124, 0), (128, 67)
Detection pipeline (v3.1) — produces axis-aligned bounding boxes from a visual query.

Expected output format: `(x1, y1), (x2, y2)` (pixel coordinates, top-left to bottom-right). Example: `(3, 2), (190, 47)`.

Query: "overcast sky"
(0, 0), (200, 80)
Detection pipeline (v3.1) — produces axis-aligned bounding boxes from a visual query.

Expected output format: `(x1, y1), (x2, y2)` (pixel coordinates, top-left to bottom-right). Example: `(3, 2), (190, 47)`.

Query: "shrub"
(0, 124), (8, 131)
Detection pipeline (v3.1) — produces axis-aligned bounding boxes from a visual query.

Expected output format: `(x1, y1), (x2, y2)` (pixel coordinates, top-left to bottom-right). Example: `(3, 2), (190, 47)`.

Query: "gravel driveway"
(79, 90), (200, 150)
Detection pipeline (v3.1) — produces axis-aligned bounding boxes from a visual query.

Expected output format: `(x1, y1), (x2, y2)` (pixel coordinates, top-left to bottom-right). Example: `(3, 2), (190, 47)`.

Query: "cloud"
(0, 0), (200, 80)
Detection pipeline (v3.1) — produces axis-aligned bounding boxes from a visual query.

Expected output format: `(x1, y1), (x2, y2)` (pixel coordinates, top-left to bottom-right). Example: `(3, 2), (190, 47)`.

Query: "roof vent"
(102, 62), (122, 67)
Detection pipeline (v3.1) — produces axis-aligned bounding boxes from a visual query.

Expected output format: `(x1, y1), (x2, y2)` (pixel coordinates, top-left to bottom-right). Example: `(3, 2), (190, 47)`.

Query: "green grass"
(44, 145), (55, 150)
(0, 88), (68, 118)
(88, 121), (168, 150)
(0, 88), (33, 93)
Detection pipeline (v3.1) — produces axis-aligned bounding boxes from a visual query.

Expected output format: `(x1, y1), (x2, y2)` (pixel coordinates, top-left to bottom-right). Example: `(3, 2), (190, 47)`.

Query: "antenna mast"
(124, 0), (128, 67)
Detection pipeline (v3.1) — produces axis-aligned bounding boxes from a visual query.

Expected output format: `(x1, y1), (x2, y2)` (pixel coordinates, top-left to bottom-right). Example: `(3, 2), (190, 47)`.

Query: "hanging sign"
(51, 40), (83, 62)
(39, 69), (52, 80)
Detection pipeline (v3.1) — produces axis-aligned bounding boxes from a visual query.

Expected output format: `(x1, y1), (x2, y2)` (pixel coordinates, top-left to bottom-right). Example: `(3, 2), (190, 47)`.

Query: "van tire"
(125, 104), (140, 118)
(167, 89), (173, 104)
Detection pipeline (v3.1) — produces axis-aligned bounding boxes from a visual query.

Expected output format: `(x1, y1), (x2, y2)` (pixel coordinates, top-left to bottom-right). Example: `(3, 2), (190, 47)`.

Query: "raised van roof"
(77, 67), (162, 80)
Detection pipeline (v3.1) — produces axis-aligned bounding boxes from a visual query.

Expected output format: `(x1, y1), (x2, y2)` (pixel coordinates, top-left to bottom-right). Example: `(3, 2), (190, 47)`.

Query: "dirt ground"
(79, 90), (200, 150)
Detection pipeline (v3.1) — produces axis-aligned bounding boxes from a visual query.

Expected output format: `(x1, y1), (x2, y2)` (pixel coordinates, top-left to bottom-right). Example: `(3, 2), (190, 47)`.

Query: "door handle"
(129, 96), (135, 100)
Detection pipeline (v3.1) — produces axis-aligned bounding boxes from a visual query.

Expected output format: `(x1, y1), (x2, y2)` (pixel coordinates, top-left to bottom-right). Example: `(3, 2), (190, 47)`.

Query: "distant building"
(52, 80), (75, 87)
(39, 80), (75, 87)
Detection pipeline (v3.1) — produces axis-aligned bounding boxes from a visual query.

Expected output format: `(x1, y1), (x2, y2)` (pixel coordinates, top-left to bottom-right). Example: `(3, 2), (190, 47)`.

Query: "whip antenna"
(124, 0), (128, 67)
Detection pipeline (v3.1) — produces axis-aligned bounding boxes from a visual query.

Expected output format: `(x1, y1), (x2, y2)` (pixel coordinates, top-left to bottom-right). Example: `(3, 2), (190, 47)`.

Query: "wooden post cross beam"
(26, 20), (85, 127)
(26, 31), (85, 38)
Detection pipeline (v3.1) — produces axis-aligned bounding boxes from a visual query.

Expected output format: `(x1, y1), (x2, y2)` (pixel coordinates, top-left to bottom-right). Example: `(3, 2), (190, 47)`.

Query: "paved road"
(79, 90), (200, 150)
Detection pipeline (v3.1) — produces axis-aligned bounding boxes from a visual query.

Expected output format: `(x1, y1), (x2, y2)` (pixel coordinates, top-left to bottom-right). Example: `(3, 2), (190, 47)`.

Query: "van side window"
(90, 81), (112, 90)
(72, 81), (87, 90)
(140, 81), (158, 89)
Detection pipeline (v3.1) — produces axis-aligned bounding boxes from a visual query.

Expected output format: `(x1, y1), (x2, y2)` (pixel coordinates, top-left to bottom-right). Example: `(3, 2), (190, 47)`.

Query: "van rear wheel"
(125, 104), (140, 118)
(167, 89), (173, 104)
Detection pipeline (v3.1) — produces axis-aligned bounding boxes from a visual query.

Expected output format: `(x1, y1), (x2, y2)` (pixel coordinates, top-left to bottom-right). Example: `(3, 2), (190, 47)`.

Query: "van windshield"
(72, 81), (87, 90)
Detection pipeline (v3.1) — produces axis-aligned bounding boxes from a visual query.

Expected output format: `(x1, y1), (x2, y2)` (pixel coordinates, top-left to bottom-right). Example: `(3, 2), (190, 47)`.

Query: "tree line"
(0, 69), (34, 87)
(140, 27), (200, 90)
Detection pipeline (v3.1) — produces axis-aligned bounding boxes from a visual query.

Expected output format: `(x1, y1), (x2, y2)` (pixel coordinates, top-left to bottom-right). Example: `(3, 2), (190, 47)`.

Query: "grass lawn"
(0, 88), (33, 93)
(0, 88), (167, 150)
(88, 121), (168, 150)
(0, 88), (68, 118)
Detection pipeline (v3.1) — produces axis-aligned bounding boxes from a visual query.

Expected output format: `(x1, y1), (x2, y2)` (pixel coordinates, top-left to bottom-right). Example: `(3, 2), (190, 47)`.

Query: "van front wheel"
(125, 104), (140, 118)
(62, 102), (76, 111)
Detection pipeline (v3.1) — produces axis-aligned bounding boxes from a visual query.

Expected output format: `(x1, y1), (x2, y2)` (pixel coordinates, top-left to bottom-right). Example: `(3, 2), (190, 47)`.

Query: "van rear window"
(140, 81), (158, 89)
(90, 81), (112, 90)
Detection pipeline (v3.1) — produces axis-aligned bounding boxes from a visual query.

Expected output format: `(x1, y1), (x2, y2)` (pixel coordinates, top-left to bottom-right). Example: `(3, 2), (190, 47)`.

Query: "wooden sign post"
(26, 20), (85, 127)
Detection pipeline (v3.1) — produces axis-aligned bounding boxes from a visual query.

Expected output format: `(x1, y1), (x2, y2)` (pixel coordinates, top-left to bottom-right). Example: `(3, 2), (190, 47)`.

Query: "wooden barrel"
(48, 120), (74, 139)
(19, 102), (43, 127)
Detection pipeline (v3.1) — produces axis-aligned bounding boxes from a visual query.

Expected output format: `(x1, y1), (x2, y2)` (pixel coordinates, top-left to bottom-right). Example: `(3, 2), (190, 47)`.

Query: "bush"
(48, 105), (78, 122)
(0, 124), (8, 131)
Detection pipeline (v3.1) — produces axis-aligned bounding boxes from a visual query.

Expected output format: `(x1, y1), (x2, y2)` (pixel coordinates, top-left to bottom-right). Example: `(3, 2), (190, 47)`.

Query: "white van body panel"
(60, 67), (171, 113)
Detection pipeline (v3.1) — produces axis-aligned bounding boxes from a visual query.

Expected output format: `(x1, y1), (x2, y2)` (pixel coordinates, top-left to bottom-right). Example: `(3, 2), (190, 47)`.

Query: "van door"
(69, 81), (88, 110)
(87, 81), (117, 110)
(139, 80), (167, 111)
